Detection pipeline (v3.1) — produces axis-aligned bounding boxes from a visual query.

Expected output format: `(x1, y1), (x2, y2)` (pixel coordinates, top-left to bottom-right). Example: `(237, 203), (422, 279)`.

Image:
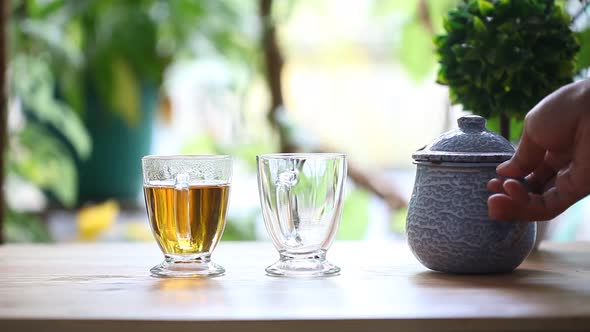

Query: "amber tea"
(142, 154), (231, 277)
(144, 183), (229, 255)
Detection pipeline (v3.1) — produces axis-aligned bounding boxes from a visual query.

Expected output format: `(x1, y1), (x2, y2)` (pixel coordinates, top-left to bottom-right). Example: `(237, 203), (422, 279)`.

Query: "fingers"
(492, 150), (570, 196)
(488, 177), (585, 222)
(525, 151), (570, 194)
(502, 179), (529, 203)
(488, 81), (590, 222)
(488, 157), (585, 222)
(487, 178), (504, 193)
(489, 150), (574, 222)
(496, 127), (545, 178)
(487, 180), (531, 221)
(488, 193), (519, 221)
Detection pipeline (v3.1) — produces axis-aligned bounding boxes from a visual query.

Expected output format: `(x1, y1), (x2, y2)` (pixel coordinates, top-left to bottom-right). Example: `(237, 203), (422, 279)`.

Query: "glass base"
(265, 250), (340, 277)
(150, 254), (225, 278)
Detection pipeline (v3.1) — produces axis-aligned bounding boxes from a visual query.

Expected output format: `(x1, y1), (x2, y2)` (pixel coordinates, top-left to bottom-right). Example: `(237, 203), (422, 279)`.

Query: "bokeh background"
(5, 0), (590, 244)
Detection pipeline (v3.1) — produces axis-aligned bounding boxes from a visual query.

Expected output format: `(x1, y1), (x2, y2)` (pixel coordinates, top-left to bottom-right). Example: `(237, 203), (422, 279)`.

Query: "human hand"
(487, 79), (590, 222)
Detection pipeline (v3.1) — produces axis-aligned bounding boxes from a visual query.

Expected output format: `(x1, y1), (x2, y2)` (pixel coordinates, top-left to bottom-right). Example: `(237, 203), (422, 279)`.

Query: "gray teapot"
(406, 115), (536, 274)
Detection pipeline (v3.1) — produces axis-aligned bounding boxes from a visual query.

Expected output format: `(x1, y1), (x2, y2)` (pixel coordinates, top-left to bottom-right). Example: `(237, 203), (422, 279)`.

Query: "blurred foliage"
(5, 0), (257, 242)
(223, 212), (258, 241)
(7, 0), (584, 243)
(373, 0), (589, 84)
(390, 207), (409, 235)
(485, 115), (524, 142)
(8, 56), (89, 207)
(10, 56), (90, 159)
(4, 210), (51, 243)
(10, 123), (78, 206)
(224, 142), (277, 172)
(435, 0), (579, 122)
(399, 21), (437, 81)
(182, 135), (276, 172)
(12, 0), (256, 125)
(221, 188), (371, 242)
(337, 189), (370, 240)
(373, 0), (460, 81)
(5, 55), (90, 242)
(180, 135), (218, 156)
(576, 27), (590, 72)
(400, 1), (460, 81)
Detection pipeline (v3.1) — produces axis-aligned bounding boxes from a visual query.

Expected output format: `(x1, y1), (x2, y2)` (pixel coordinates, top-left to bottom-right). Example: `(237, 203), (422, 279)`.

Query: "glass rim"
(257, 152), (346, 160)
(142, 154), (231, 161)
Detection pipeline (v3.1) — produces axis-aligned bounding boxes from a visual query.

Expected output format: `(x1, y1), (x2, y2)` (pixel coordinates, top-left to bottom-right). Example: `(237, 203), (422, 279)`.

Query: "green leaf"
(437, 68), (449, 84)
(434, 35), (447, 48)
(59, 67), (85, 116)
(400, 21), (437, 81)
(444, 16), (466, 31)
(472, 15), (487, 33)
(110, 58), (141, 127)
(10, 124), (78, 207)
(25, 0), (65, 19)
(19, 19), (83, 67)
(477, 0), (494, 15)
(575, 28), (590, 72)
(10, 56), (91, 159)
(428, 0), (462, 34)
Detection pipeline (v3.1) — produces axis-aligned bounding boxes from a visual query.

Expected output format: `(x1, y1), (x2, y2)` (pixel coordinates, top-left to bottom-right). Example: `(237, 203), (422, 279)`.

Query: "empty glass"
(142, 155), (232, 278)
(257, 153), (347, 277)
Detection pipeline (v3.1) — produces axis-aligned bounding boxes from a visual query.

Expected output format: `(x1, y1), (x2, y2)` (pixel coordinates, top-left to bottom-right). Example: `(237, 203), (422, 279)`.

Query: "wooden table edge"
(2, 317), (589, 332)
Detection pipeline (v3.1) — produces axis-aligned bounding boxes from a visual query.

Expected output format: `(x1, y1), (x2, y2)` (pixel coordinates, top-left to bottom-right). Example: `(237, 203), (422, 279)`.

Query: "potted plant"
(64, 1), (228, 204)
(435, 0), (579, 140)
(13, 0), (248, 205)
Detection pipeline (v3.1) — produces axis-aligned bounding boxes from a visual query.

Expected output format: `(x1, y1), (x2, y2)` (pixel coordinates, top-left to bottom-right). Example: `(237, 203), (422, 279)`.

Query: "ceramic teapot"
(406, 115), (536, 274)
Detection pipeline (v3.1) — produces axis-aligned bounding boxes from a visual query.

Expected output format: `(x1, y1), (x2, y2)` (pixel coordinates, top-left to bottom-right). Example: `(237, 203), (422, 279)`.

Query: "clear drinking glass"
(257, 153), (347, 277)
(142, 155), (232, 278)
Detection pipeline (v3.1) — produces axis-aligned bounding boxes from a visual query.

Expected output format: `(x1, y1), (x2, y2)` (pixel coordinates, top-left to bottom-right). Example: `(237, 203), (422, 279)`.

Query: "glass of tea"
(257, 153), (347, 277)
(142, 155), (232, 278)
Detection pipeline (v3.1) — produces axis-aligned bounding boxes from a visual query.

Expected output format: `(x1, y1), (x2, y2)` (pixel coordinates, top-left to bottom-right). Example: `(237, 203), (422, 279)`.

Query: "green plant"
(435, 0), (579, 139)
(13, 0), (254, 125)
(7, 0), (261, 242)
(9, 56), (91, 204)
(4, 56), (91, 242)
(574, 1), (590, 75)
(578, 28), (590, 73)
(373, 0), (461, 81)
(5, 0), (258, 241)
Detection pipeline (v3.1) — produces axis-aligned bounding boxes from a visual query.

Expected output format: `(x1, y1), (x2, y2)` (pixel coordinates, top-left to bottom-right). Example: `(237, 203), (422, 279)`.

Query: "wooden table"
(1, 241), (589, 332)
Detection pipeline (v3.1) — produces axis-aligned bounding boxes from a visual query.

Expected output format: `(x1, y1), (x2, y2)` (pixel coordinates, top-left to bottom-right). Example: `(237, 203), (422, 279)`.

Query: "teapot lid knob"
(458, 115), (486, 133)
(412, 114), (515, 163)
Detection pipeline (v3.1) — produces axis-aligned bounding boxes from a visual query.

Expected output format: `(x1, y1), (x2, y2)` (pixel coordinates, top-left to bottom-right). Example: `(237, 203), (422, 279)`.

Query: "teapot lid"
(412, 115), (515, 163)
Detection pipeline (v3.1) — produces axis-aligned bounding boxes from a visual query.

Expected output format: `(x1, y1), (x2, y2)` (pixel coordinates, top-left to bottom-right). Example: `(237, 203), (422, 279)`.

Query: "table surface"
(1, 241), (589, 332)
